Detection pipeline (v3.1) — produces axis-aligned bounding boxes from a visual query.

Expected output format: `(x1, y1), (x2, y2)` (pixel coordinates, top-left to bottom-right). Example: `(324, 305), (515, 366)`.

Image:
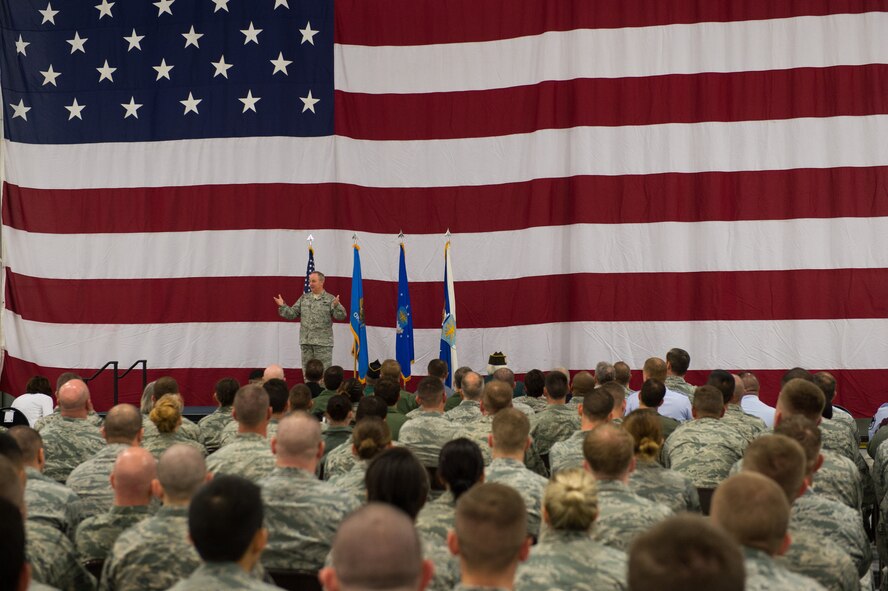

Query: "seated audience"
(529, 371), (579, 456)
(549, 389), (615, 474)
(399, 377), (458, 468)
(416, 438), (485, 541)
(143, 395), (207, 459)
(11, 375), (54, 427)
(205, 384), (275, 482)
(328, 417), (392, 502)
(196, 377), (239, 454)
(40, 379), (105, 483)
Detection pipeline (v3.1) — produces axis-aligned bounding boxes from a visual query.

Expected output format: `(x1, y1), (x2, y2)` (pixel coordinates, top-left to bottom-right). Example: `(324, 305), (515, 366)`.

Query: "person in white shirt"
(738, 372), (776, 428)
(626, 358), (692, 422)
(10, 376), (55, 427)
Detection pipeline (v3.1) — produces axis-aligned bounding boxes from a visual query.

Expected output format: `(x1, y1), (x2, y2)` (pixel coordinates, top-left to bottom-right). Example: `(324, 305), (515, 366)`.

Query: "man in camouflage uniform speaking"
(274, 271), (347, 374)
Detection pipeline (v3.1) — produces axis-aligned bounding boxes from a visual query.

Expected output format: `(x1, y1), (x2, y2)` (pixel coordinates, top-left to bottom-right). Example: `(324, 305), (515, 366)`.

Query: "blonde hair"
(352, 417), (392, 460)
(543, 468), (598, 532)
(149, 394), (182, 433)
(622, 410), (663, 461)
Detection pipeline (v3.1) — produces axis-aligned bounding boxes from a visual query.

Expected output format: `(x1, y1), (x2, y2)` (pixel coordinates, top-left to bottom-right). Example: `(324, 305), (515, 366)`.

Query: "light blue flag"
(396, 242), (415, 380)
(350, 244), (369, 380)
(439, 240), (458, 387)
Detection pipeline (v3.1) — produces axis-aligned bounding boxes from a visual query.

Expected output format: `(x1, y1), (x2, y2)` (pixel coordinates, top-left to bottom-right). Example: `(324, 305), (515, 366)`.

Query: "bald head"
(324, 503), (426, 591)
(273, 412), (323, 469)
(103, 404), (143, 444)
(112, 447), (156, 505)
(481, 381), (514, 415)
(461, 371), (483, 402)
(158, 444), (207, 503)
(731, 375), (744, 403)
(642, 358), (667, 382)
(263, 364), (285, 382)
(58, 379), (90, 417)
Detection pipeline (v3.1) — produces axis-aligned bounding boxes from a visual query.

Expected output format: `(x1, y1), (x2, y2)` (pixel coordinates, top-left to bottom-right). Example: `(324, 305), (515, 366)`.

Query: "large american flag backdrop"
(1, 1), (887, 414)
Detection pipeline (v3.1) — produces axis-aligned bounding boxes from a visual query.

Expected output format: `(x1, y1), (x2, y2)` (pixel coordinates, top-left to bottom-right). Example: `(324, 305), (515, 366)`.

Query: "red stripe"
(334, 0), (888, 46)
(5, 167), (888, 235)
(335, 66), (888, 140)
(7, 268), (888, 327)
(1, 354), (884, 417)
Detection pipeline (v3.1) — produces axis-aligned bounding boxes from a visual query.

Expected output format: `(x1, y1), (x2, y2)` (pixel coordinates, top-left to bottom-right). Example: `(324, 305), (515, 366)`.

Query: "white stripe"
(5, 216), (888, 281)
(335, 13), (888, 94)
(5, 311), (888, 372)
(5, 116), (888, 190)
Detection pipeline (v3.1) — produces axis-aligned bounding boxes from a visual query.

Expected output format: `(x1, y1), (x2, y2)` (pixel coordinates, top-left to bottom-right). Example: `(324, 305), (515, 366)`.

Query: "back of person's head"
(453, 366), (472, 390)
(492, 367), (516, 387)
(416, 376), (445, 407)
(288, 384), (313, 412)
(622, 410), (663, 461)
(248, 369), (264, 384)
(373, 378), (401, 407)
(158, 444), (207, 502)
(262, 364), (285, 382)
(523, 369), (545, 398)
(149, 394), (182, 433)
(583, 423), (634, 480)
(0, 433), (25, 474)
(438, 438), (484, 500)
(706, 370), (735, 404)
(491, 408), (530, 454)
(582, 389), (615, 421)
(642, 357), (667, 381)
(481, 381), (513, 414)
(0, 497), (27, 591)
(0, 455), (24, 510)
(571, 371), (597, 396)
(638, 379), (666, 408)
(813, 371), (837, 406)
(275, 412), (322, 461)
(366, 447), (429, 520)
(140, 381), (156, 414)
(380, 360), (402, 382)
(352, 418), (391, 461)
(460, 371), (483, 402)
(427, 359), (448, 381)
(773, 416), (821, 475)
(355, 396), (388, 421)
(305, 358), (325, 382)
(740, 371), (759, 393)
(338, 378), (364, 405)
(692, 385), (724, 417)
(326, 394), (353, 423)
(595, 362), (616, 385)
(8, 426), (41, 466)
(544, 371), (569, 400)
(742, 435), (806, 502)
(104, 404), (143, 443)
(599, 382), (626, 411)
(781, 367), (814, 386)
(711, 472), (790, 555)
(323, 365), (345, 391)
(452, 483), (528, 575)
(628, 514), (744, 591)
(544, 468), (598, 532)
(214, 377), (240, 407)
(58, 379), (90, 413)
(234, 384), (270, 427)
(112, 447), (157, 500)
(777, 378), (825, 422)
(325, 503), (429, 591)
(153, 376), (180, 400)
(189, 475), (264, 562)
(614, 361), (631, 386)
(263, 378), (290, 413)
(25, 375), (52, 396)
(665, 348), (691, 375)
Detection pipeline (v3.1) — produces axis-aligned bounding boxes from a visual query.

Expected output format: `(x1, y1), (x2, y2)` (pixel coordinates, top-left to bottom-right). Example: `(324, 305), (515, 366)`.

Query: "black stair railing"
(83, 360), (148, 406)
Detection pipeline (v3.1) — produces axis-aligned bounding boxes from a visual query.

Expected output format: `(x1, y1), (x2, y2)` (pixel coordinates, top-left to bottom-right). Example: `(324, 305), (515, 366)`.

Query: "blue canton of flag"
(395, 242), (414, 380)
(1, 0), (333, 144)
(303, 245), (315, 294)
(439, 239), (458, 387)
(350, 243), (368, 381)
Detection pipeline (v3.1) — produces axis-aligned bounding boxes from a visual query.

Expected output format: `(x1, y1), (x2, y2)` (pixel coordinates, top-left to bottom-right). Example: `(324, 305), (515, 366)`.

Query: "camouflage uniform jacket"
(168, 562), (281, 591)
(453, 586), (509, 591)
(27, 520), (97, 591)
(529, 405), (581, 455)
(66, 444), (129, 522)
(278, 290), (347, 346)
(743, 546), (826, 591)
(831, 407), (859, 445)
(791, 489), (871, 577)
(453, 415), (494, 465)
(720, 404), (767, 445)
(322, 436), (357, 479)
(416, 490), (456, 542)
(777, 529), (857, 591)
(399, 412), (458, 468)
(820, 418), (873, 506)
(100, 505), (199, 591)
(662, 418), (746, 488)
(142, 415), (201, 443)
(259, 466), (360, 570)
(548, 429), (586, 474)
(423, 534), (460, 591)
(35, 409), (103, 432)
(664, 375), (695, 400)
(591, 480), (673, 552)
(445, 400), (483, 424)
(520, 396), (549, 413)
(142, 431), (207, 460)
(218, 418), (280, 449)
(205, 432), (275, 483)
(321, 426), (353, 458)
(327, 459), (368, 504)
(444, 394), (462, 412)
(628, 459), (701, 514)
(815, 451), (862, 511)
(75, 505), (153, 563)
(197, 406), (233, 453)
(515, 529), (628, 591)
(485, 458), (547, 538)
(41, 417), (106, 483)
(24, 466), (81, 537)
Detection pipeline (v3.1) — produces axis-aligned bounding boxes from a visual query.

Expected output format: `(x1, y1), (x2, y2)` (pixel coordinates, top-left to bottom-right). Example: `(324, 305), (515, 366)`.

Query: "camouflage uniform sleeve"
(331, 297), (347, 321)
(278, 294), (303, 320)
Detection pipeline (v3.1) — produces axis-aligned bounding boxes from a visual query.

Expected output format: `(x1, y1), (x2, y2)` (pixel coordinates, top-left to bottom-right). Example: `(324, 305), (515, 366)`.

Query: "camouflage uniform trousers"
(591, 480), (673, 552)
(399, 412), (458, 468)
(777, 529), (858, 591)
(40, 417), (106, 483)
(205, 432), (276, 483)
(24, 466), (81, 537)
(743, 546), (826, 591)
(444, 400), (483, 424)
(67, 444), (132, 522)
(142, 432), (207, 460)
(791, 489), (871, 578)
(529, 404), (581, 456)
(662, 417), (746, 488)
(721, 404), (767, 445)
(485, 458), (547, 539)
(416, 490), (456, 542)
(259, 466), (360, 571)
(168, 562), (281, 591)
(628, 459), (701, 514)
(27, 519), (97, 591)
(278, 290), (347, 374)
(75, 505), (153, 563)
(197, 406), (234, 454)
(100, 506), (199, 591)
(515, 529), (628, 591)
(548, 429), (586, 475)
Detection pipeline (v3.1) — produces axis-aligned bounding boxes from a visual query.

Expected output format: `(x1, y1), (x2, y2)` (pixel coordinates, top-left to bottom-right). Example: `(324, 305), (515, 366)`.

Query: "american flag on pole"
(1, 1), (887, 414)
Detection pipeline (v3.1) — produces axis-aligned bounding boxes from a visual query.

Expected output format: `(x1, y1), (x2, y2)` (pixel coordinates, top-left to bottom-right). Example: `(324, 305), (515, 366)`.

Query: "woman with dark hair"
(11, 375), (55, 427)
(415, 437), (484, 541)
